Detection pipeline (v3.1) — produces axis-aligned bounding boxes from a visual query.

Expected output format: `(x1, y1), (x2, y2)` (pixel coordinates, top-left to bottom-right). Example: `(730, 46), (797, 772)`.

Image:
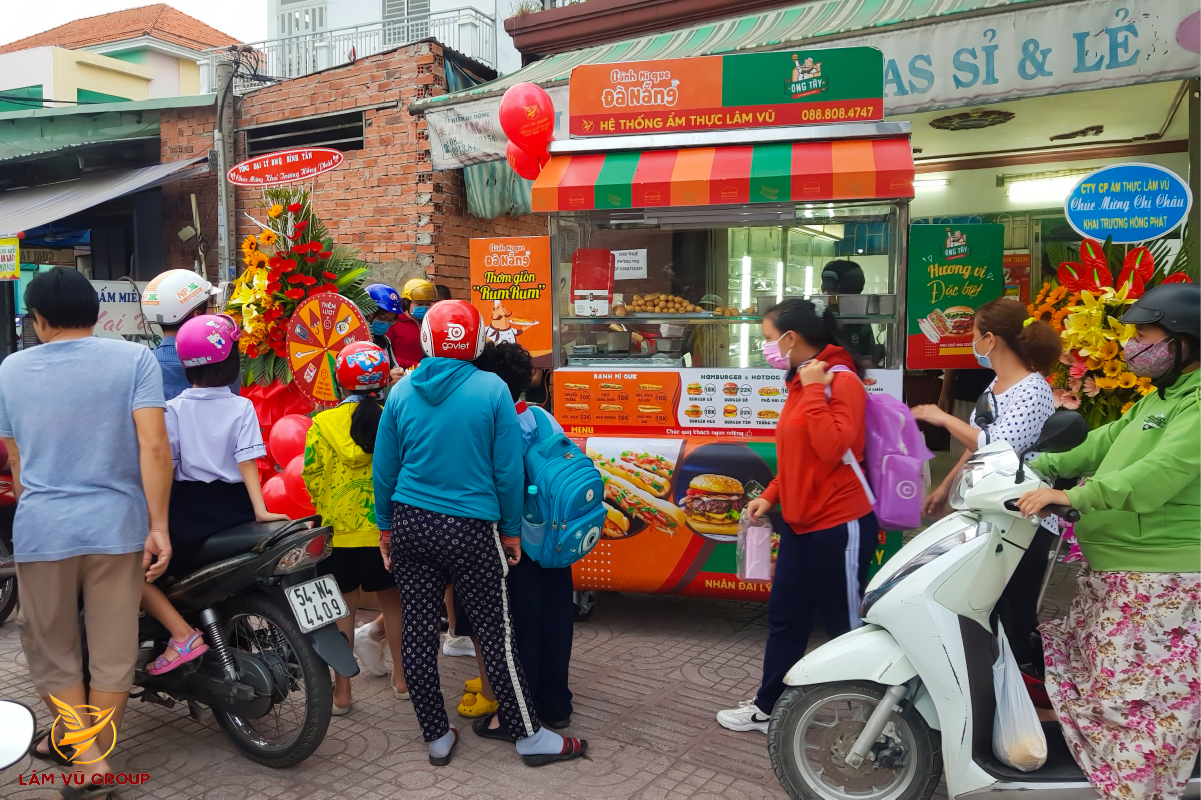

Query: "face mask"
(411, 306), (428, 321)
(763, 335), (793, 371)
(370, 320), (391, 336)
(972, 335), (993, 369)
(1125, 338), (1174, 378)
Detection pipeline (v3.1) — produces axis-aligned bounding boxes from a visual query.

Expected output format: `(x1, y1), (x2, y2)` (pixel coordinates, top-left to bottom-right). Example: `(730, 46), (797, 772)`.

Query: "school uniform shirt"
(153, 335), (241, 401)
(165, 387), (266, 482)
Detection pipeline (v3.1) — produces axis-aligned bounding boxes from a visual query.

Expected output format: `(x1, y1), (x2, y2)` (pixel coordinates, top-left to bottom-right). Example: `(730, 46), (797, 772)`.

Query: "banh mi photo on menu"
(563, 383), (589, 391)
(637, 404), (662, 413)
(602, 504), (630, 538)
(565, 402), (589, 411)
(638, 383), (663, 391)
(602, 473), (685, 534)
(599, 404), (623, 412)
(620, 450), (675, 479)
(599, 383), (622, 390)
(588, 449), (670, 498)
(757, 409), (780, 419)
(758, 386), (781, 396)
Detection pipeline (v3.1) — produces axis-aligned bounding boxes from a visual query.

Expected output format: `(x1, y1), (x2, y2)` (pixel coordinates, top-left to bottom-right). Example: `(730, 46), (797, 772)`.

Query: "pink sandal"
(146, 629), (209, 675)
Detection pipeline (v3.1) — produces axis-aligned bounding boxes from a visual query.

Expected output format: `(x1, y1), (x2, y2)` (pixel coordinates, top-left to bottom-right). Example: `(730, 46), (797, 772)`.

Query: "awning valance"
(531, 137), (912, 213)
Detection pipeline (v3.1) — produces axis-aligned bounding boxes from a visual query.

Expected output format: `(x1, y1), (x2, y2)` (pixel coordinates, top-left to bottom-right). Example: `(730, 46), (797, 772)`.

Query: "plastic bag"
(737, 515), (773, 583)
(992, 621), (1048, 771)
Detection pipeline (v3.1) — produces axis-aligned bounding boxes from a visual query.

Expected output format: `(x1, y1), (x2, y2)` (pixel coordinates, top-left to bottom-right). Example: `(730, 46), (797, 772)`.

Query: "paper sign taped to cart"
(570, 48), (883, 137)
(469, 237), (552, 358)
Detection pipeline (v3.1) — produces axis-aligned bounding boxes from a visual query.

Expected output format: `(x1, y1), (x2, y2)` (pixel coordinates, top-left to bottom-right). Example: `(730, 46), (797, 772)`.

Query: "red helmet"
(420, 299), (485, 360)
(335, 341), (391, 392)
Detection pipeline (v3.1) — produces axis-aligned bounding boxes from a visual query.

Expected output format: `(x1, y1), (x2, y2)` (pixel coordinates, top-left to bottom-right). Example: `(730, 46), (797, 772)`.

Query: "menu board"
(555, 368), (786, 437)
(906, 223), (1004, 370)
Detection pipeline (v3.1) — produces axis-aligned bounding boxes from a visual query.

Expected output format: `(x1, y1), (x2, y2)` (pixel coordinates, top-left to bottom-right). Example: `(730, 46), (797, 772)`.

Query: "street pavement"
(0, 560), (1080, 799)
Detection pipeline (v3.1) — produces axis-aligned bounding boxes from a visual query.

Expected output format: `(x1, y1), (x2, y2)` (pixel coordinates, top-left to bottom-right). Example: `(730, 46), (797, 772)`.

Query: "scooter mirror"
(1036, 409), (1089, 454)
(974, 390), (998, 429)
(0, 700), (36, 770)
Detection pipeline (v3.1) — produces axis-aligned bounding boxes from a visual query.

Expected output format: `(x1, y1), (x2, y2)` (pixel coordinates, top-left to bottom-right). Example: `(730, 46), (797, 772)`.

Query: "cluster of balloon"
(263, 414), (316, 519)
(499, 82), (555, 181)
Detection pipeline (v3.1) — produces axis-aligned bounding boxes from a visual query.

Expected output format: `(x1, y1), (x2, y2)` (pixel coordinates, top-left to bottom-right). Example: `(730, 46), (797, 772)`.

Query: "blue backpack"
(520, 408), (605, 569)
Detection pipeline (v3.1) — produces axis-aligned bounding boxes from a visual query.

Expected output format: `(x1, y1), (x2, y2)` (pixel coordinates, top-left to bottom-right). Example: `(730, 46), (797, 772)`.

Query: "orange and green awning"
(531, 137), (913, 213)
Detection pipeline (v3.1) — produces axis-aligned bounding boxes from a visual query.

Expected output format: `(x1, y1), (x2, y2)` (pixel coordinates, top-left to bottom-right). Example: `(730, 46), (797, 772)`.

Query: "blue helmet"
(365, 283), (403, 315)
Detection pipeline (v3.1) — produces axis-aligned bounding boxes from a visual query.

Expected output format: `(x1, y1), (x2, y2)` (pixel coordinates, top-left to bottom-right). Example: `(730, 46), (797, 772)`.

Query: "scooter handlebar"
(1003, 498), (1081, 523)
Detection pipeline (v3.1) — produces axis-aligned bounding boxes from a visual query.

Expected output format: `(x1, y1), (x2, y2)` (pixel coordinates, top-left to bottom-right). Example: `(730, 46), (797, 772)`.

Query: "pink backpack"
(829, 367), (932, 530)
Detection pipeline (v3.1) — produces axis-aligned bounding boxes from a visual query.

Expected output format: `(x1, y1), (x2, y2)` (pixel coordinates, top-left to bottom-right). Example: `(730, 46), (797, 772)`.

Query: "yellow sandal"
(457, 691), (499, 718)
(464, 676), (483, 694)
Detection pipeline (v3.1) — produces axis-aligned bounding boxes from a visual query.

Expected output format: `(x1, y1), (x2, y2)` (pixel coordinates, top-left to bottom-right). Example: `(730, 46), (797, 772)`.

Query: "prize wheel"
(285, 294), (371, 405)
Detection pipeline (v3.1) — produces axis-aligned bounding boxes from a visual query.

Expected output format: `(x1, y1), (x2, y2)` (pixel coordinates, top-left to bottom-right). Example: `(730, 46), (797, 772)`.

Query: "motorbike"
(0, 448), (17, 625)
(766, 408), (1199, 800)
(109, 517), (358, 768)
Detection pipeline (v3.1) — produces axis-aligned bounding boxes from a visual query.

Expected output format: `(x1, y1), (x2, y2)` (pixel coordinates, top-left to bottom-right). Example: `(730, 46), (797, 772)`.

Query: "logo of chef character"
(484, 300), (521, 345)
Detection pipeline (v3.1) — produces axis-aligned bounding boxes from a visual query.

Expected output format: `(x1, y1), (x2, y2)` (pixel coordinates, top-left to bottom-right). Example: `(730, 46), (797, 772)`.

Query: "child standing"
(142, 314), (289, 675)
(303, 341), (408, 714)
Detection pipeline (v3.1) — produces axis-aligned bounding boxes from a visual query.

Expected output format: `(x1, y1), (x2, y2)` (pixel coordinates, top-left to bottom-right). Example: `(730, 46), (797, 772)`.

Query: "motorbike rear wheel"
(213, 593), (332, 768)
(768, 682), (942, 800)
(0, 537), (16, 625)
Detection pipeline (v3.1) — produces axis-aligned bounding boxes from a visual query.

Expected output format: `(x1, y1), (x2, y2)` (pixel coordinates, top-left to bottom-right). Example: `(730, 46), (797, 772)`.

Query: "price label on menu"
(553, 368), (786, 438)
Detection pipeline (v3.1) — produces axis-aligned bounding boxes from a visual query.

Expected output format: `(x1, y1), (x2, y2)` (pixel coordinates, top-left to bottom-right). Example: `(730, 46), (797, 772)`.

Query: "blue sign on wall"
(1065, 163), (1192, 244)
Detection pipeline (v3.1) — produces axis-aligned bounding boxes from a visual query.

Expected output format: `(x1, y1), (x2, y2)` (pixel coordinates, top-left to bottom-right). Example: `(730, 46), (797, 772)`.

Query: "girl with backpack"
(911, 297), (1061, 667)
(717, 299), (878, 734)
(302, 341), (408, 715)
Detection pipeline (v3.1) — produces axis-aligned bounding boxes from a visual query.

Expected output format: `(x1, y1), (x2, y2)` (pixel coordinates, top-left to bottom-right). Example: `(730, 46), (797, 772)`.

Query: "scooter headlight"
(949, 462), (985, 510)
(860, 521), (983, 618)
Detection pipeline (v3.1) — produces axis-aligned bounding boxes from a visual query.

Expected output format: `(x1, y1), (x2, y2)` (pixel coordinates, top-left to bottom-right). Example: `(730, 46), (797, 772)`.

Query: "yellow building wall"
(50, 47), (151, 102)
(177, 58), (200, 96)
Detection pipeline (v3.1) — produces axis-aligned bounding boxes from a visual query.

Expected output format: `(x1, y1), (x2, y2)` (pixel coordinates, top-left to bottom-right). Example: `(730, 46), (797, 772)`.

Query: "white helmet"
(141, 269), (219, 325)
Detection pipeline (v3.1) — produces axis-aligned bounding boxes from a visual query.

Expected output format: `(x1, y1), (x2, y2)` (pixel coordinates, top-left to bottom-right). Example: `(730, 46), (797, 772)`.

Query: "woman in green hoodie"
(1018, 283), (1200, 800)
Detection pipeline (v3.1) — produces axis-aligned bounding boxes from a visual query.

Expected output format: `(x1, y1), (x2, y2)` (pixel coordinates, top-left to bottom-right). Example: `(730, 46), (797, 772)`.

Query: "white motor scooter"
(766, 408), (1200, 800)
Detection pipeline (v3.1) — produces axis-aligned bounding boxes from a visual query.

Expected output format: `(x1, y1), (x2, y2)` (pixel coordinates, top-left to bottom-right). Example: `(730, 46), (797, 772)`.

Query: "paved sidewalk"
(0, 558), (1080, 800)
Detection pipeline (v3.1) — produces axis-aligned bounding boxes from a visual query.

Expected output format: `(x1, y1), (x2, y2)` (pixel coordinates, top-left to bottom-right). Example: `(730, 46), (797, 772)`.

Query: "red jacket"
(385, 314), (423, 369)
(759, 344), (872, 534)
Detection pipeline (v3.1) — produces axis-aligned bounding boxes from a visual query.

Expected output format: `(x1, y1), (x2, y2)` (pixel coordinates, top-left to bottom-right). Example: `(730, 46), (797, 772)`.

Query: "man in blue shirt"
(141, 269), (237, 399)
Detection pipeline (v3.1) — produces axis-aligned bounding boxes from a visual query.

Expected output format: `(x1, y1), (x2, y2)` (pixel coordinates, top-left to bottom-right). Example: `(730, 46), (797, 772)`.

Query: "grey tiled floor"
(0, 559), (1081, 799)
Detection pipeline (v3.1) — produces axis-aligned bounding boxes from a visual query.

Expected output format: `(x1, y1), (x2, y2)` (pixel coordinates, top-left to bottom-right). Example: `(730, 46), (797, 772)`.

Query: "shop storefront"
(471, 48), (914, 600)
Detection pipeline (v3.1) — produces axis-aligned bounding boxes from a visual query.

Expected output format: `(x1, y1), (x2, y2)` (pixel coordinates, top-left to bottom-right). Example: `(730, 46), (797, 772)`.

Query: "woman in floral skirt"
(1019, 282), (1200, 800)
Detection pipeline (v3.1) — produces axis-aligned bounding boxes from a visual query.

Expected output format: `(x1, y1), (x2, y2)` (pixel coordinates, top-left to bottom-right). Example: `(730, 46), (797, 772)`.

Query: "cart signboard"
(286, 293), (371, 405)
(569, 47), (884, 137)
(469, 236), (553, 358)
(906, 223), (1004, 370)
(0, 238), (18, 281)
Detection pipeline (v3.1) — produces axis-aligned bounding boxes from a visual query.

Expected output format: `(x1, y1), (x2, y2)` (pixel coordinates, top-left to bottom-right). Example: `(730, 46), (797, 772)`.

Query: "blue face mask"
(411, 306), (428, 321)
(370, 320), (391, 336)
(972, 335), (993, 369)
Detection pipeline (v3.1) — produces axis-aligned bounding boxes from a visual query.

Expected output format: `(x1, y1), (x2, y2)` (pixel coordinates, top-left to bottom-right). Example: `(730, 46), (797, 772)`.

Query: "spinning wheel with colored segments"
(285, 294), (371, 405)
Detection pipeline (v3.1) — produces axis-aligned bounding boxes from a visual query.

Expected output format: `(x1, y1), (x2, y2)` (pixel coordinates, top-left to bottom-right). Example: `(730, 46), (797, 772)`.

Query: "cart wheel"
(573, 591), (595, 622)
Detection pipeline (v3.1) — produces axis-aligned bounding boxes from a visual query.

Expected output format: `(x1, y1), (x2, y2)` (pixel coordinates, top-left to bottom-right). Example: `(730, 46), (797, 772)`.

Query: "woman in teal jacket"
(1018, 283), (1200, 800)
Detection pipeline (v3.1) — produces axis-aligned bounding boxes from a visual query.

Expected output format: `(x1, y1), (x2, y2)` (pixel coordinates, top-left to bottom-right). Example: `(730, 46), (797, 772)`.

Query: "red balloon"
(506, 141), (541, 181)
(262, 475), (293, 517)
(283, 455), (314, 513)
(268, 414), (312, 468)
(537, 135), (554, 168)
(499, 82), (554, 153)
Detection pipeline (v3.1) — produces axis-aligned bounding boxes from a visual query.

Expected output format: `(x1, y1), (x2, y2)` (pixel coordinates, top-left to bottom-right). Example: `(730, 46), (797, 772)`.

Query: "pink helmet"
(176, 314), (241, 367)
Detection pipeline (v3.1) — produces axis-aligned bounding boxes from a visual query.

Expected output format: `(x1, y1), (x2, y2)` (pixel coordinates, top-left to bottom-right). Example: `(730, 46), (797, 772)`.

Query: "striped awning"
(531, 137), (913, 213)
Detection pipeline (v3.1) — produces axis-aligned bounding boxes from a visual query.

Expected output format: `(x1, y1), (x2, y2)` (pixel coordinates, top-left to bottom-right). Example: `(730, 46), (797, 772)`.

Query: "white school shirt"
(166, 387), (266, 483)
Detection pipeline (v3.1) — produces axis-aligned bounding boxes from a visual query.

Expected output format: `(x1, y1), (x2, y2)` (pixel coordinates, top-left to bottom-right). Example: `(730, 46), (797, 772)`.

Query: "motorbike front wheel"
(213, 593), (332, 768)
(768, 682), (942, 800)
(0, 537), (17, 625)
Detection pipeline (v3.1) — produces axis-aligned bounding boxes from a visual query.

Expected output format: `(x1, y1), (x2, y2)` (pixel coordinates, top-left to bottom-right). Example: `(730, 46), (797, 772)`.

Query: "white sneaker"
(353, 622), (388, 677)
(442, 633), (476, 658)
(716, 699), (770, 733)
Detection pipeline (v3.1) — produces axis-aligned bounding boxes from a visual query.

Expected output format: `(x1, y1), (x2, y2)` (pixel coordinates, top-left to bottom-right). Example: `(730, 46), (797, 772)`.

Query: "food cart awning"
(0, 155), (209, 237)
(531, 137), (912, 213)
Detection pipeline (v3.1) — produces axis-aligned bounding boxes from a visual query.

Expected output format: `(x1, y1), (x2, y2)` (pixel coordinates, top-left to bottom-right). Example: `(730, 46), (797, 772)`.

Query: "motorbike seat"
(167, 520), (300, 577)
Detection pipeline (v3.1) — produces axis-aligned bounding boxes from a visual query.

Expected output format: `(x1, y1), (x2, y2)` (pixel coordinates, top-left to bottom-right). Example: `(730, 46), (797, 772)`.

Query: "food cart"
(473, 48), (916, 604)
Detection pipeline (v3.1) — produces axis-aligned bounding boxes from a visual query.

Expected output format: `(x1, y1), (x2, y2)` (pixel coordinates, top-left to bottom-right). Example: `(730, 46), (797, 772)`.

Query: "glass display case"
(552, 202), (906, 373)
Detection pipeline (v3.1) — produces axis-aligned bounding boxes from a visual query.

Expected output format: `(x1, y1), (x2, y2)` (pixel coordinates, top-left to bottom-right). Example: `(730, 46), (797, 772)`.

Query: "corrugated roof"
(0, 93), (215, 122)
(0, 4), (239, 54)
(411, 0), (1049, 111)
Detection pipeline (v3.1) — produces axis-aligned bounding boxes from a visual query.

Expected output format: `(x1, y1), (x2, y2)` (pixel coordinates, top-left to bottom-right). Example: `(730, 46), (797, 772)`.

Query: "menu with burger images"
(905, 223), (1003, 369)
(554, 368), (786, 437)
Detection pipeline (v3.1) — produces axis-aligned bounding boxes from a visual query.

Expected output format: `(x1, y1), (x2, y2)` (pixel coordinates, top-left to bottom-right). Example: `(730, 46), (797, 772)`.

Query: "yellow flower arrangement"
(241, 235), (259, 257)
(268, 204), (284, 219)
(1102, 360), (1123, 377)
(259, 229), (278, 247)
(1120, 400), (1136, 414)
(1099, 339), (1120, 361)
(1117, 372), (1138, 389)
(1094, 376), (1120, 391)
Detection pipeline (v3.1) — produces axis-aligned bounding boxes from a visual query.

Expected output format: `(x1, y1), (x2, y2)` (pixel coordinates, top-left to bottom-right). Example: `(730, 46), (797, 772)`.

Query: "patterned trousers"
(389, 502), (541, 742)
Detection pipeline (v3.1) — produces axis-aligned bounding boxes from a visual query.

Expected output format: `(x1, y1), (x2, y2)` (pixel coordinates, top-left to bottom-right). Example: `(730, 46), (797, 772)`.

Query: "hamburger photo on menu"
(927, 306), (975, 338)
(679, 475), (744, 536)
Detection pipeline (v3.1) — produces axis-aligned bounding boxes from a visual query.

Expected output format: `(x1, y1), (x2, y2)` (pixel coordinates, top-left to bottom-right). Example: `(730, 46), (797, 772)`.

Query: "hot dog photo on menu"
(585, 438), (685, 539)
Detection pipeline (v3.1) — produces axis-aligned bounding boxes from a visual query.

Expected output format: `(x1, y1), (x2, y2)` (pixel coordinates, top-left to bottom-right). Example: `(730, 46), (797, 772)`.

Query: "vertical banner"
(469, 237), (553, 358)
(0, 238), (19, 281)
(906, 223), (1004, 369)
(1003, 252), (1031, 304)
